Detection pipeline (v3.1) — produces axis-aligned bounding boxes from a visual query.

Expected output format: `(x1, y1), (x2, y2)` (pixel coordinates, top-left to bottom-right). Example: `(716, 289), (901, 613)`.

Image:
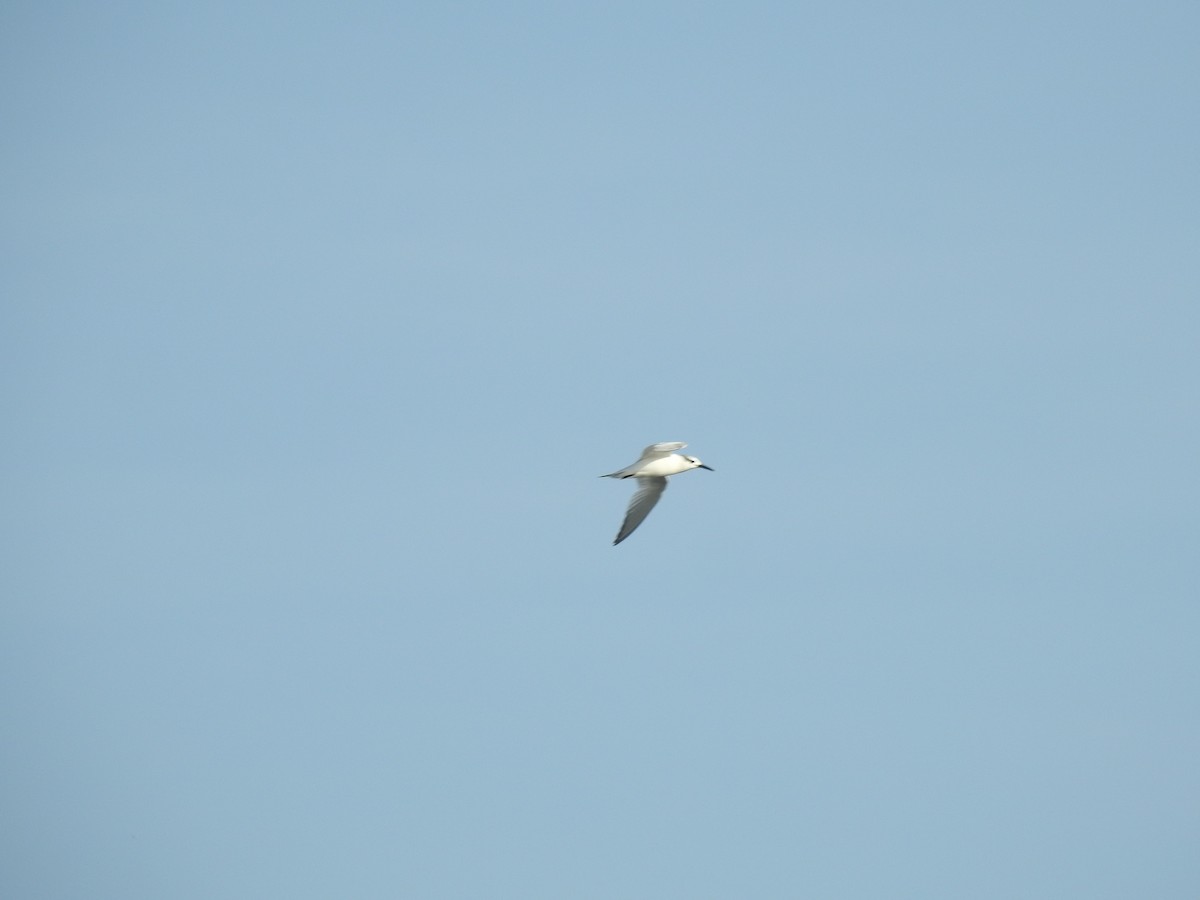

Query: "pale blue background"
(3, 3), (1198, 898)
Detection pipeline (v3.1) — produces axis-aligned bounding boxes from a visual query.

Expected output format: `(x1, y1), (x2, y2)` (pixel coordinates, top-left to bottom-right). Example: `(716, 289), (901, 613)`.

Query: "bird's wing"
(614, 476), (668, 545)
(639, 441), (687, 460)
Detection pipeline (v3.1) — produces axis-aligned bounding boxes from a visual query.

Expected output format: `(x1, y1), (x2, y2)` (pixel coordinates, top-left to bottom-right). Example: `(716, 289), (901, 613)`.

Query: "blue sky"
(3, 3), (1198, 897)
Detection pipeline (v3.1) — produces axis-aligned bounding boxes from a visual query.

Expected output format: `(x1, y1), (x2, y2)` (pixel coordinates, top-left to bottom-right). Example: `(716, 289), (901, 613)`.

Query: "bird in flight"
(601, 441), (714, 545)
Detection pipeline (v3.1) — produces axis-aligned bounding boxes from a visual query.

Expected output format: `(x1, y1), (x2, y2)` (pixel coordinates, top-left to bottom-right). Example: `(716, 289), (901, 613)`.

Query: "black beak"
(699, 464), (714, 471)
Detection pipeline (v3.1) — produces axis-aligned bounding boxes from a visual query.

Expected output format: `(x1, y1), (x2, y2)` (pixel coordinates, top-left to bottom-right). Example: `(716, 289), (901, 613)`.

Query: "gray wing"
(614, 476), (668, 545)
(639, 441), (687, 460)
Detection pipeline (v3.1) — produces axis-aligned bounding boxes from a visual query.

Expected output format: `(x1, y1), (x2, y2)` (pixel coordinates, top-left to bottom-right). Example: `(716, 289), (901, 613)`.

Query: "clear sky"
(3, 3), (1198, 898)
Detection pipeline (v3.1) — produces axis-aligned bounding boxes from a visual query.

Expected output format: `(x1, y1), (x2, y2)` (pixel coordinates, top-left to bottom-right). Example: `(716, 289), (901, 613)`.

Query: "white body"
(601, 442), (713, 545)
